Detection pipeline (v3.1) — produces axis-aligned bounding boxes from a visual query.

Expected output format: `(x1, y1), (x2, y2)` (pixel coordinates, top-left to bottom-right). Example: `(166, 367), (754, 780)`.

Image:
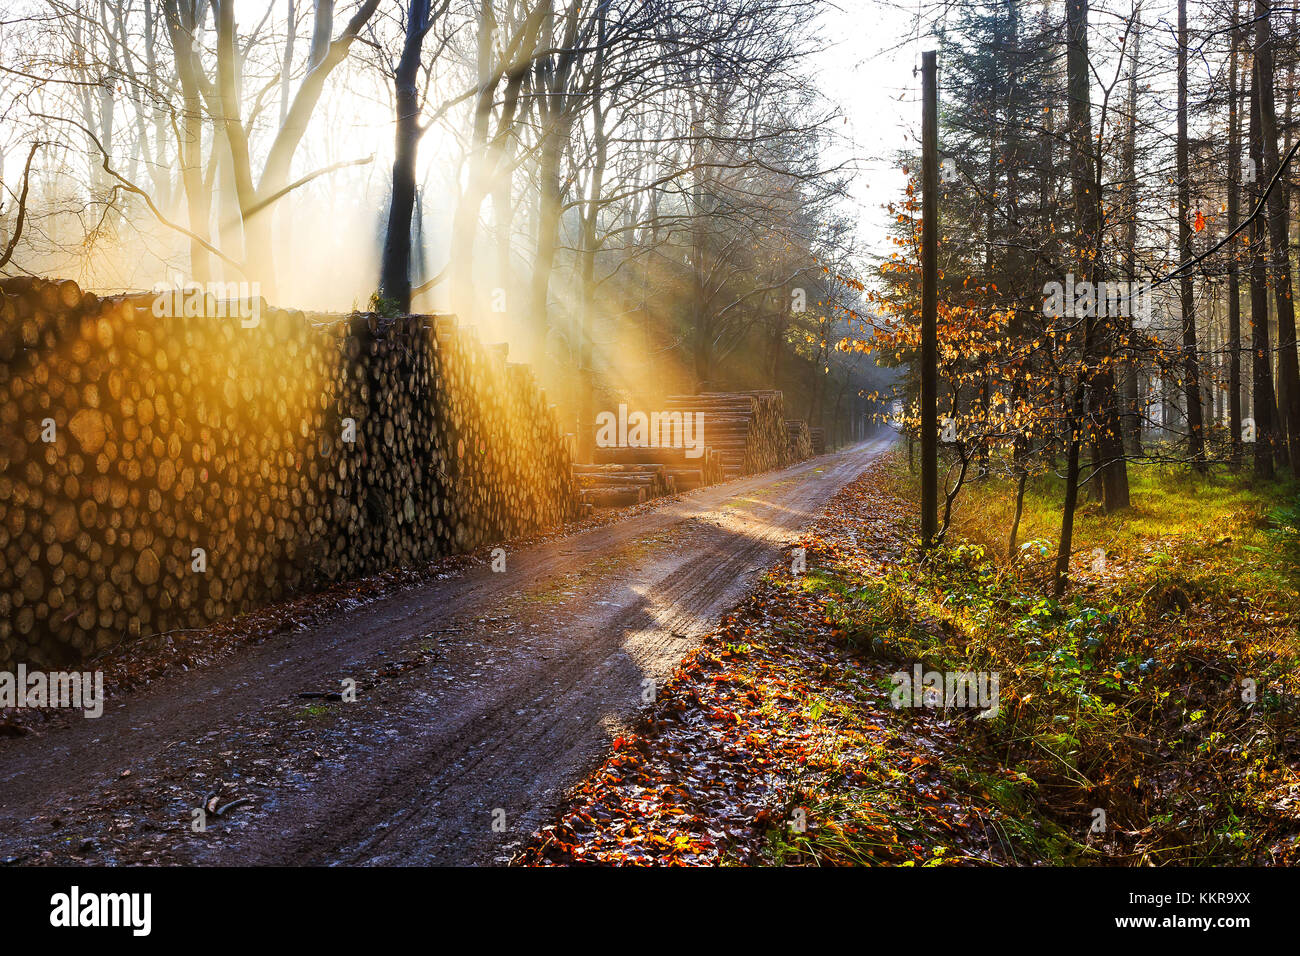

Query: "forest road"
(0, 434), (894, 866)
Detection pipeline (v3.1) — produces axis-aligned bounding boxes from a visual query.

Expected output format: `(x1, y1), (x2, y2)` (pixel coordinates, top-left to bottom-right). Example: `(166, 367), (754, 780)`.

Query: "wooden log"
(580, 486), (646, 508)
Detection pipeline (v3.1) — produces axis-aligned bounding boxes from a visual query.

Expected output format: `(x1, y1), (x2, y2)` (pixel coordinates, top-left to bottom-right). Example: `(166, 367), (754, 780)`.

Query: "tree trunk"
(378, 0), (431, 312)
(163, 0), (213, 284)
(1057, 0), (1098, 594)
(1227, 0), (1245, 469)
(1254, 0), (1300, 475)
(576, 5), (609, 462)
(1250, 58), (1282, 477)
(1121, 9), (1143, 457)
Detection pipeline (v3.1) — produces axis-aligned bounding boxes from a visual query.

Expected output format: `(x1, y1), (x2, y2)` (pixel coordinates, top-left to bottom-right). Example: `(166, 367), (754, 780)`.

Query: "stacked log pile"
(663, 391), (788, 477)
(579, 391), (811, 511)
(590, 445), (724, 488)
(0, 277), (577, 669)
(572, 463), (675, 509)
(810, 427), (827, 455)
(786, 420), (813, 463)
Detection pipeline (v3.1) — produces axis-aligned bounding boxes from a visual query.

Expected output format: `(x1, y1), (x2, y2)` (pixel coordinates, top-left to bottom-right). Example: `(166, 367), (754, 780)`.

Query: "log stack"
(589, 445), (724, 488)
(572, 463), (675, 509)
(578, 391), (808, 512)
(786, 420), (813, 463)
(0, 277), (578, 669)
(663, 391), (787, 477)
(810, 427), (827, 455)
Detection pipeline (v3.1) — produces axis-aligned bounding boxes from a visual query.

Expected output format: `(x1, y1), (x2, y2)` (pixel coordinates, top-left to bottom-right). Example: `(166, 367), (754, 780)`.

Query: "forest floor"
(519, 450), (1300, 866)
(0, 435), (892, 865)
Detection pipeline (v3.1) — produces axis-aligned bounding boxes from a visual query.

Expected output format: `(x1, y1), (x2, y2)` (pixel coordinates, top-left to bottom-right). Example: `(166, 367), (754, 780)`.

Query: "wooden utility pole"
(920, 51), (939, 548)
(1177, 0), (1207, 471)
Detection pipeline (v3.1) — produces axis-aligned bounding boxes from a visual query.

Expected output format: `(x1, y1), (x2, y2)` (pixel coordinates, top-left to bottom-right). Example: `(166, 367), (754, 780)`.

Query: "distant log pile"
(664, 391), (788, 478)
(572, 463), (675, 508)
(786, 420), (813, 463)
(589, 445), (725, 493)
(0, 277), (577, 669)
(810, 427), (827, 455)
(577, 391), (815, 511)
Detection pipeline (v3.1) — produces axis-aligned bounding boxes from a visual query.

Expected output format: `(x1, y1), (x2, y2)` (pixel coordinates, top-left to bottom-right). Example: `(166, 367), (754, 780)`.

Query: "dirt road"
(0, 435), (893, 866)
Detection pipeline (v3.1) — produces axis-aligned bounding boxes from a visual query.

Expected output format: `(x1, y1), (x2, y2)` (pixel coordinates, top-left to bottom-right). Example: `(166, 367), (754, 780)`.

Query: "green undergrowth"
(827, 456), (1300, 863)
(746, 453), (1300, 865)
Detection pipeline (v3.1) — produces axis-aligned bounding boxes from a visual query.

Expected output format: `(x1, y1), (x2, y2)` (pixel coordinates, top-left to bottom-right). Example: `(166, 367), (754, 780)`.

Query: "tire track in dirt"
(0, 435), (893, 865)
